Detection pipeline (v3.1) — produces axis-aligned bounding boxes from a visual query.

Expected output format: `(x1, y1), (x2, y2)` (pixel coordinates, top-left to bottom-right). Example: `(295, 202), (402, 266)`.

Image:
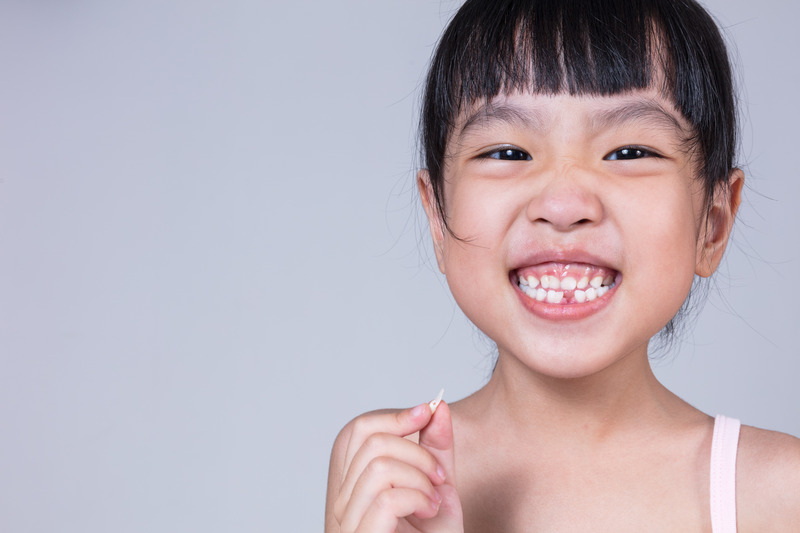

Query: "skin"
(324, 90), (800, 532)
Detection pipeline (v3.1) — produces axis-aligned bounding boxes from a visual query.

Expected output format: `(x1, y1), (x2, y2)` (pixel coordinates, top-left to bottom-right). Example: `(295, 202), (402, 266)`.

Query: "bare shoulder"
(737, 425), (800, 532)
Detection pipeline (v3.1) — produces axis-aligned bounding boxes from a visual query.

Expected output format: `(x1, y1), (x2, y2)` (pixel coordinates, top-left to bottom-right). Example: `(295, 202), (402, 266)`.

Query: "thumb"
(418, 401), (456, 485)
(417, 401), (463, 526)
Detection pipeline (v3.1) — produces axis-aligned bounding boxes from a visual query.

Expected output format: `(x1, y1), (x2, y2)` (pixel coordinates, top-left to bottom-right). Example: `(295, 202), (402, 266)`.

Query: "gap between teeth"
(518, 274), (615, 303)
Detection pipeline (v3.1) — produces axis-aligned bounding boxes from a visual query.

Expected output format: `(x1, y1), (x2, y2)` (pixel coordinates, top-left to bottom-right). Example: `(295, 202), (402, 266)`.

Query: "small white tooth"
(527, 275), (539, 288)
(603, 275), (614, 286)
(590, 276), (603, 288)
(429, 388), (444, 413)
(522, 285), (534, 297)
(546, 290), (564, 303)
(536, 288), (547, 301)
(540, 276), (550, 289)
(574, 289), (586, 303)
(585, 287), (597, 301)
(519, 276), (528, 286)
(597, 286), (609, 297)
(549, 277), (561, 290)
(577, 276), (589, 289)
(560, 276), (577, 291)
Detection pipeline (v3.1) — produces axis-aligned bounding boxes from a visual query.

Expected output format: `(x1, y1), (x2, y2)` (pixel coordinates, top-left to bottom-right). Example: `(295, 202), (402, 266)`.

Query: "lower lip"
(512, 276), (618, 321)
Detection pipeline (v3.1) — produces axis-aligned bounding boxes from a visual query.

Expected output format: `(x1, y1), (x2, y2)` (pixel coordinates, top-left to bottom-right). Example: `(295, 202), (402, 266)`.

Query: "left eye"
(604, 146), (656, 160)
(484, 148), (532, 161)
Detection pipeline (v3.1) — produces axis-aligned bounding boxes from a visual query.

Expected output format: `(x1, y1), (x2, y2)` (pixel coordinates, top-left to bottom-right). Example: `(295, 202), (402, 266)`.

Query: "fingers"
(339, 457), (442, 532)
(338, 432), (446, 510)
(353, 487), (441, 533)
(331, 402), (451, 532)
(342, 403), (433, 477)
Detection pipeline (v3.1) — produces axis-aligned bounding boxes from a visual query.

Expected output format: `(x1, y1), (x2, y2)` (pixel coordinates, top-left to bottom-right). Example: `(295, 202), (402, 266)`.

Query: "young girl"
(326, 0), (800, 531)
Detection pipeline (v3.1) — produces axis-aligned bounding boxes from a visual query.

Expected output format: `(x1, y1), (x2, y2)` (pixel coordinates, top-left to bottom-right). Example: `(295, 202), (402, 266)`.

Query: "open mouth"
(514, 262), (620, 304)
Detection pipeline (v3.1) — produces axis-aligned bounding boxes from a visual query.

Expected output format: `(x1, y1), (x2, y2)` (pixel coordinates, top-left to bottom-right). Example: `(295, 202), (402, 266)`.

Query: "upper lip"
(508, 247), (619, 273)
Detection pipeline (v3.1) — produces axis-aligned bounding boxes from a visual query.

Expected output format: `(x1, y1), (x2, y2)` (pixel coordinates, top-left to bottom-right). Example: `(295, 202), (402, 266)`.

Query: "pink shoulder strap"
(710, 415), (741, 533)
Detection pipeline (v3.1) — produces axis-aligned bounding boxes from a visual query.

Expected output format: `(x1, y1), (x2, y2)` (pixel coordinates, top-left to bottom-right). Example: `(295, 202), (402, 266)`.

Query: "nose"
(525, 167), (604, 231)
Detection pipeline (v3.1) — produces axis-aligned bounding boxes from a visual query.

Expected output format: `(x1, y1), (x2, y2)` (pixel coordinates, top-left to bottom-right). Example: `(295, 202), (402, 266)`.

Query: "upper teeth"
(560, 277), (577, 291)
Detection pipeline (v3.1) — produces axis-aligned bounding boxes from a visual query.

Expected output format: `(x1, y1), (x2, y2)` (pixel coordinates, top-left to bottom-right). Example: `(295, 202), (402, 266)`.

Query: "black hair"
(420, 0), (737, 228)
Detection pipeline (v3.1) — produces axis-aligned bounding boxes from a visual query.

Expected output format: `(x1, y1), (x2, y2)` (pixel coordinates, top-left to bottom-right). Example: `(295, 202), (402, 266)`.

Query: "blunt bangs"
(421, 0), (736, 217)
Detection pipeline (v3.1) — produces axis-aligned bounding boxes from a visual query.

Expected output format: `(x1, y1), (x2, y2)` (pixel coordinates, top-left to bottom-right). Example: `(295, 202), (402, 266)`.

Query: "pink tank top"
(710, 415), (741, 533)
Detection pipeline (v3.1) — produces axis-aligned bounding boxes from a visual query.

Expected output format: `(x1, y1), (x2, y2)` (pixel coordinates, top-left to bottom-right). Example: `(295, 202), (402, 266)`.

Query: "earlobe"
(417, 170), (447, 274)
(695, 169), (744, 277)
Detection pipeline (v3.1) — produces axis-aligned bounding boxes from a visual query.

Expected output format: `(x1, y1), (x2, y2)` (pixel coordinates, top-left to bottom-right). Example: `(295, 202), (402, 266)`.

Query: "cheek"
(439, 184), (517, 312)
(623, 187), (700, 302)
(440, 183), (513, 263)
(445, 181), (499, 234)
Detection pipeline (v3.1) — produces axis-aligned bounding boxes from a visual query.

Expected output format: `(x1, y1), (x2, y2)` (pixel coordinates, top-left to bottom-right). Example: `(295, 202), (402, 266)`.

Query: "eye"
(482, 147), (532, 161)
(604, 146), (658, 161)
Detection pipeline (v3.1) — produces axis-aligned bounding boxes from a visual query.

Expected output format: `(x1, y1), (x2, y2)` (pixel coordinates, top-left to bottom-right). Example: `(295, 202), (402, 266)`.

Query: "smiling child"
(325, 1), (800, 531)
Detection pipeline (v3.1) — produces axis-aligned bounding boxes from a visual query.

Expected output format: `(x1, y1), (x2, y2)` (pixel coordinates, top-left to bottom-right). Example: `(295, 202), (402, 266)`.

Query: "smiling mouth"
(514, 262), (620, 304)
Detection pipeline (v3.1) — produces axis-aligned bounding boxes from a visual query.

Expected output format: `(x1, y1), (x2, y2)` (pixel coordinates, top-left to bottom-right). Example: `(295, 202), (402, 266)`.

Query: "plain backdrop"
(0, 0), (797, 531)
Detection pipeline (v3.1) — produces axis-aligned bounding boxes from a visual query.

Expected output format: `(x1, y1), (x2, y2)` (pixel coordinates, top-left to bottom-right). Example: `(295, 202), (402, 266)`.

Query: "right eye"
(482, 147), (532, 161)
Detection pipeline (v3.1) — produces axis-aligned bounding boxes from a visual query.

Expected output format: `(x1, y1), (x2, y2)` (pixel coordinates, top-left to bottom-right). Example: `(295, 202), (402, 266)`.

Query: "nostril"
(527, 192), (603, 230)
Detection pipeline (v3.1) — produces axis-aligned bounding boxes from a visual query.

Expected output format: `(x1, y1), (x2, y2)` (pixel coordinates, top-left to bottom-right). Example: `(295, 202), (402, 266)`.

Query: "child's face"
(419, 89), (740, 378)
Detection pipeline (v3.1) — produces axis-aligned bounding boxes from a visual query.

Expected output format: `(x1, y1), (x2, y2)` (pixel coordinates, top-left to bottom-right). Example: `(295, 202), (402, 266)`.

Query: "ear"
(695, 168), (744, 278)
(417, 170), (447, 274)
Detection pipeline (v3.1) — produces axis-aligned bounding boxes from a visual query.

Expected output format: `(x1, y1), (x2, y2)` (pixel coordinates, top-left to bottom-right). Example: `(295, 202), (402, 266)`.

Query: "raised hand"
(325, 399), (463, 533)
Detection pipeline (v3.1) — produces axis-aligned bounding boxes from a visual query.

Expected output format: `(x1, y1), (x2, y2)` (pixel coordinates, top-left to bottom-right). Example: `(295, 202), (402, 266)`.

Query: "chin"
(496, 336), (650, 381)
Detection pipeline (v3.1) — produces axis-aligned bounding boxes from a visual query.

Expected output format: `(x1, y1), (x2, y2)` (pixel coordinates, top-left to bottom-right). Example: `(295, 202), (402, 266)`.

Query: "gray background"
(0, 0), (797, 531)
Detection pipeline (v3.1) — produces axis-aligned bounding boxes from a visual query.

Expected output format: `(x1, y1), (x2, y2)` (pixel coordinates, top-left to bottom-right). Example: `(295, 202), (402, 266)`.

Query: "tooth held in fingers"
(429, 388), (444, 414)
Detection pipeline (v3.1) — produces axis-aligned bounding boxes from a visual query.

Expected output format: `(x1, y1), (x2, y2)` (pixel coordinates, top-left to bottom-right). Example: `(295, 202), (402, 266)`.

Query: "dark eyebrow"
(456, 102), (548, 142)
(590, 99), (689, 138)
(454, 97), (690, 145)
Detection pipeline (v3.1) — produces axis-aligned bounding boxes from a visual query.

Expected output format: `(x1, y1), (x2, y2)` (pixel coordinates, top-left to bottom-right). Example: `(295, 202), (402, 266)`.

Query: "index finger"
(342, 403), (433, 476)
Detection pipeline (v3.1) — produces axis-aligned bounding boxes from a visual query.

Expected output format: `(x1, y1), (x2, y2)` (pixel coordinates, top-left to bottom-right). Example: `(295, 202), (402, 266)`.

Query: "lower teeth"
(520, 280), (615, 303)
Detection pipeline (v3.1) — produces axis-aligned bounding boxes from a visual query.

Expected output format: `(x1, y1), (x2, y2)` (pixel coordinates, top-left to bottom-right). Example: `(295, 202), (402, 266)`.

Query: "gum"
(516, 262), (617, 286)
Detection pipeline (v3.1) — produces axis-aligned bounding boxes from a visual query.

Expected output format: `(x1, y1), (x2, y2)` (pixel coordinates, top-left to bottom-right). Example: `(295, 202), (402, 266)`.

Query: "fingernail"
(410, 404), (426, 417)
(437, 464), (446, 482)
(430, 489), (442, 509)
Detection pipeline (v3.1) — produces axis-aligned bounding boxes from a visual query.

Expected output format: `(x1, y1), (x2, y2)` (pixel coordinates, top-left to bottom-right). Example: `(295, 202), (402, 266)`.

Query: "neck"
(468, 345), (687, 443)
